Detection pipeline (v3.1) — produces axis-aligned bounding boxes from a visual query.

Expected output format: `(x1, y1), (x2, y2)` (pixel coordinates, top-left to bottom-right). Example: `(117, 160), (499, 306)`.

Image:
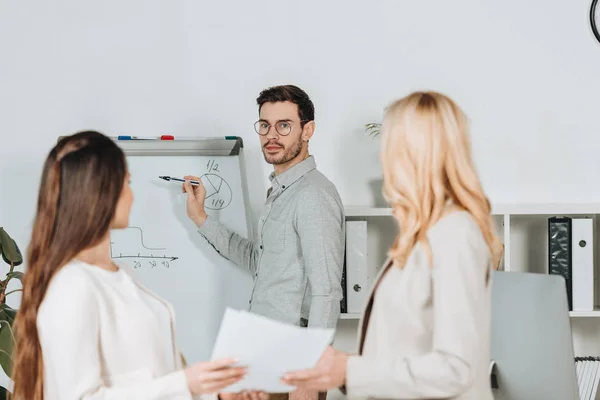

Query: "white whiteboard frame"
(111, 137), (244, 157)
(99, 136), (254, 241)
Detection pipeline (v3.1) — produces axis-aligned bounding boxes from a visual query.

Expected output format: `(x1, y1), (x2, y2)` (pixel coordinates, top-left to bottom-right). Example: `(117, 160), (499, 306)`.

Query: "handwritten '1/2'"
(207, 160), (220, 173)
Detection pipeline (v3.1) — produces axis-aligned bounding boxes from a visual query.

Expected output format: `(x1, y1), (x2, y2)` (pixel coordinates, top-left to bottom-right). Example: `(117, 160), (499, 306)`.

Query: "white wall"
(1, 0), (600, 395)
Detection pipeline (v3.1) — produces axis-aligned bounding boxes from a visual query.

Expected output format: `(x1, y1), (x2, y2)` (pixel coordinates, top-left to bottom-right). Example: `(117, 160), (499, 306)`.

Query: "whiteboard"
(109, 138), (253, 363)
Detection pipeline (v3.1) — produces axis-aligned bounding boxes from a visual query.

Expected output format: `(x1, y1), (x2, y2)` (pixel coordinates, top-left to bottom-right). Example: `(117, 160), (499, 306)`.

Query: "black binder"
(548, 216), (573, 311)
(340, 255), (347, 314)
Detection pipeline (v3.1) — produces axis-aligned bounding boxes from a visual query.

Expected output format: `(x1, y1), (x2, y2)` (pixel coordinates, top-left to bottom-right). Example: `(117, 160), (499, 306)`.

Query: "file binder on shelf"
(345, 220), (368, 314)
(575, 356), (600, 400)
(548, 216), (573, 310)
(572, 218), (594, 311)
(489, 360), (498, 389)
(340, 258), (347, 314)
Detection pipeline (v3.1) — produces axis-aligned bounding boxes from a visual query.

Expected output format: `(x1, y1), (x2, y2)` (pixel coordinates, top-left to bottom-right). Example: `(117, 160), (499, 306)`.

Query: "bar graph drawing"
(110, 226), (178, 269)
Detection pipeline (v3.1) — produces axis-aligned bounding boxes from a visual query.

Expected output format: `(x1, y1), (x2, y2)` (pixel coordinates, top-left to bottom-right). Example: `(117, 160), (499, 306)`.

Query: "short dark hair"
(256, 85), (315, 124)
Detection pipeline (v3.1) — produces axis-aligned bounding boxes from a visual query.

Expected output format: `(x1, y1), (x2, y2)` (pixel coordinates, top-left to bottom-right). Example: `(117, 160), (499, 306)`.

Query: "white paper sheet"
(210, 308), (335, 393)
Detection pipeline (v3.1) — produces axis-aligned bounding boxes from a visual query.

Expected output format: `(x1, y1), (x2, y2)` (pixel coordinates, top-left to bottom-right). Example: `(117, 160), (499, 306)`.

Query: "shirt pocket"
(263, 217), (287, 255)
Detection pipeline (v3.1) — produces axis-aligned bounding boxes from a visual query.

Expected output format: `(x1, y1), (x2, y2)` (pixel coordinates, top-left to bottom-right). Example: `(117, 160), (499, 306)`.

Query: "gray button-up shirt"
(197, 156), (345, 329)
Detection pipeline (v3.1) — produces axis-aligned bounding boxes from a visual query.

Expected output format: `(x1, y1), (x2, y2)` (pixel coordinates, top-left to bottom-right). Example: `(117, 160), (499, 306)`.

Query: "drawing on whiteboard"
(206, 159), (220, 173)
(201, 173), (232, 210)
(110, 226), (178, 269)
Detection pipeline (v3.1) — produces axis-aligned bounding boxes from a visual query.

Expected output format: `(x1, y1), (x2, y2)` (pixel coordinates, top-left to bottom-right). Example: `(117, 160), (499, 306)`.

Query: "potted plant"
(0, 227), (23, 398)
(364, 122), (381, 137)
(364, 122), (387, 206)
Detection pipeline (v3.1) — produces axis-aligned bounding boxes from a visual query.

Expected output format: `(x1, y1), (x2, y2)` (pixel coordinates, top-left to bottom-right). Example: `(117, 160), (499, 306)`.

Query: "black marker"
(159, 176), (201, 186)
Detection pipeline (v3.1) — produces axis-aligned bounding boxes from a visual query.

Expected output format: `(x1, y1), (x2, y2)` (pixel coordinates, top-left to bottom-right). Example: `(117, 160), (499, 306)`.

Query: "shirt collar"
(269, 155), (317, 192)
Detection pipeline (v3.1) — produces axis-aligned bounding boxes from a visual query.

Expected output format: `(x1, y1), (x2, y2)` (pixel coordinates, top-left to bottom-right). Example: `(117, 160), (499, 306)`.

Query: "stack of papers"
(210, 308), (335, 393)
(576, 357), (600, 400)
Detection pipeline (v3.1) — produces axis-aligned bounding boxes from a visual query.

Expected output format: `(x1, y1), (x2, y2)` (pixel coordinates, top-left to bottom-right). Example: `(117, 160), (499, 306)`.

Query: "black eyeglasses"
(254, 120), (310, 136)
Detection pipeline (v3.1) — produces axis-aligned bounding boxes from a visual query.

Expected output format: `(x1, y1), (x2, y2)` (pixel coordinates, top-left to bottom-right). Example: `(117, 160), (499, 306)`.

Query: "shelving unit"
(340, 203), (600, 321)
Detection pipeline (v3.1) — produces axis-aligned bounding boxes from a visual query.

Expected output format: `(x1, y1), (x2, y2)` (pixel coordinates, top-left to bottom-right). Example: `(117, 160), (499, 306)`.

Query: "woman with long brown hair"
(283, 92), (503, 400)
(11, 131), (253, 399)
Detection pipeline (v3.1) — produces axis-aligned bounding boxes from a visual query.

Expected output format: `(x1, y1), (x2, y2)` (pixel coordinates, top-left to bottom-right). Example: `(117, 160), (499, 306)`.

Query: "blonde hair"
(380, 91), (503, 272)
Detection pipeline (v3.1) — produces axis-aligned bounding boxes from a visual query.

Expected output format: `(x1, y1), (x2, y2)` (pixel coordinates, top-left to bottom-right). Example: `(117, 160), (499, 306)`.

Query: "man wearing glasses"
(183, 85), (345, 400)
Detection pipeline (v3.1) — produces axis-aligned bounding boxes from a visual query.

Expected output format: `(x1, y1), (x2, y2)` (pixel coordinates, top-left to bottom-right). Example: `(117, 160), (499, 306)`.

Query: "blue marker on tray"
(117, 136), (149, 140)
(117, 135), (174, 140)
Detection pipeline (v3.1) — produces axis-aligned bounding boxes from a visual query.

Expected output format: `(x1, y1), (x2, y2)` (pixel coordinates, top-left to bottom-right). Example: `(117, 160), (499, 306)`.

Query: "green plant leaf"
(0, 321), (15, 377)
(0, 304), (17, 326)
(5, 271), (23, 282)
(0, 228), (23, 267)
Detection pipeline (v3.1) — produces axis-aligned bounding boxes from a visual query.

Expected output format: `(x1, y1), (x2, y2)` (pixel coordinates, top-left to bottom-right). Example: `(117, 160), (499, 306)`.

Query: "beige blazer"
(344, 211), (494, 400)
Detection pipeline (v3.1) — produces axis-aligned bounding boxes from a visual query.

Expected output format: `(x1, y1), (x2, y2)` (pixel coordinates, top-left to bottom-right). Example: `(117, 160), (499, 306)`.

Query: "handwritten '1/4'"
(212, 198), (225, 208)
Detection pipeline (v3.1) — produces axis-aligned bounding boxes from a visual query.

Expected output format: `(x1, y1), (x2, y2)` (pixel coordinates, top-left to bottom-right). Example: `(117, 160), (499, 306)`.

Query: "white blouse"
(37, 259), (195, 399)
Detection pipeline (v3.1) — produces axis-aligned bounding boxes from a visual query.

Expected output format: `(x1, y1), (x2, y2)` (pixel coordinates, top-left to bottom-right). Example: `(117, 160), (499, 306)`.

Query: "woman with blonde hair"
(283, 91), (503, 399)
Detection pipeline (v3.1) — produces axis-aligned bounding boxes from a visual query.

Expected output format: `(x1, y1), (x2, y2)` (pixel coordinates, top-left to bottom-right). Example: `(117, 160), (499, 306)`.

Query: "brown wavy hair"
(11, 131), (127, 399)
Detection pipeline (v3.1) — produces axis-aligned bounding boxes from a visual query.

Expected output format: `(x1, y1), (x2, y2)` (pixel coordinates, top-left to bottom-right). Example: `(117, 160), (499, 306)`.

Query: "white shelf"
(345, 203), (600, 217)
(343, 312), (599, 319)
(570, 311), (600, 318)
(345, 207), (391, 217)
(339, 313), (360, 320)
(492, 203), (600, 215)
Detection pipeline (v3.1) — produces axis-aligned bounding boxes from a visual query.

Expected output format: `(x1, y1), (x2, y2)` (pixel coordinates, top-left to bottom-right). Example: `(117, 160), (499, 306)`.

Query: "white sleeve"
(37, 269), (192, 400)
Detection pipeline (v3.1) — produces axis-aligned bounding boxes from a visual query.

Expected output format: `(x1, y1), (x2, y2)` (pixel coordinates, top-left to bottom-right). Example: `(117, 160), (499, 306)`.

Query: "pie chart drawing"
(201, 173), (232, 210)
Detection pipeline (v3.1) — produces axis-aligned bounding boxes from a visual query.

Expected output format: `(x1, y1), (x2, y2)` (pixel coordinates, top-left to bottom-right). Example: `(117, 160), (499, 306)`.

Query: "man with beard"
(183, 85), (345, 400)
